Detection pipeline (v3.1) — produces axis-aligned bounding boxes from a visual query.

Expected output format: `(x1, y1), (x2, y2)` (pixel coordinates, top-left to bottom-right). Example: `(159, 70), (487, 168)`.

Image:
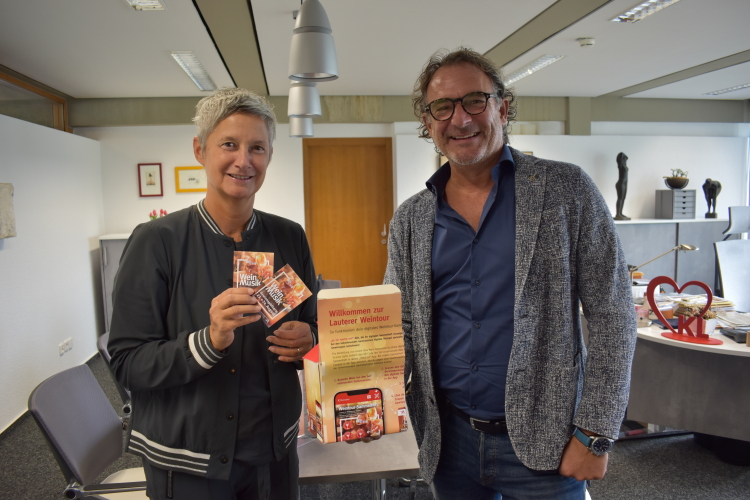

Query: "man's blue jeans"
(432, 406), (586, 500)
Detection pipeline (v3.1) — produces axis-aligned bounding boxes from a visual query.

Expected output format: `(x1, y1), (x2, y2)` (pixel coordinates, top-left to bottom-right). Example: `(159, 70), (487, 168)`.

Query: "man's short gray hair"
(193, 87), (277, 149)
(412, 47), (517, 144)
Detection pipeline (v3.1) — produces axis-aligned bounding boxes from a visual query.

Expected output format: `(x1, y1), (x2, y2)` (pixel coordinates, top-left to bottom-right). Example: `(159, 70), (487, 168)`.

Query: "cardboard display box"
(304, 284), (407, 443)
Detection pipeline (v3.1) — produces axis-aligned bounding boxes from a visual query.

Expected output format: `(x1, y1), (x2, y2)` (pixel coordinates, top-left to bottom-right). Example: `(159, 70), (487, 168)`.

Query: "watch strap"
(573, 427), (613, 456)
(573, 427), (593, 448)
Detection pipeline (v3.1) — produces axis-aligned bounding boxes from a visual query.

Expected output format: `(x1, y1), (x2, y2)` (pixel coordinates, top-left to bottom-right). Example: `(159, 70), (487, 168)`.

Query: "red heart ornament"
(645, 276), (722, 345)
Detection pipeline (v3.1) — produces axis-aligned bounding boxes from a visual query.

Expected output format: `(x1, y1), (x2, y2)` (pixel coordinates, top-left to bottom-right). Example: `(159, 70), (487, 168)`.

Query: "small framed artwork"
(175, 166), (207, 193)
(138, 163), (163, 197)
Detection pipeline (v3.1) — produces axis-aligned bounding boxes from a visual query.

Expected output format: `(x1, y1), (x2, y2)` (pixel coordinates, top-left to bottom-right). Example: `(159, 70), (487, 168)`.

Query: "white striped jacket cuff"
(188, 327), (225, 370)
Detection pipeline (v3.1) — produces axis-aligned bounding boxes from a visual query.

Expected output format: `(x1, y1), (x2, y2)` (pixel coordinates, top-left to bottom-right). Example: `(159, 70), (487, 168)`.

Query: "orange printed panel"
(305, 284), (406, 443)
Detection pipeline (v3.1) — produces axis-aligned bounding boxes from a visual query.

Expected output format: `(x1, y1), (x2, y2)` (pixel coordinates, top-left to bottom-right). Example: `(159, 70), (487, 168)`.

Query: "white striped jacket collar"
(196, 199), (257, 236)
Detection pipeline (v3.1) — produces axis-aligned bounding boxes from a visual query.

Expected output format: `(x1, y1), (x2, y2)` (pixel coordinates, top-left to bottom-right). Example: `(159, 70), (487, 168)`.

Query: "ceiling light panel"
(124, 0), (165, 11)
(703, 82), (750, 96)
(611, 0), (682, 23)
(504, 55), (564, 86)
(171, 52), (216, 91)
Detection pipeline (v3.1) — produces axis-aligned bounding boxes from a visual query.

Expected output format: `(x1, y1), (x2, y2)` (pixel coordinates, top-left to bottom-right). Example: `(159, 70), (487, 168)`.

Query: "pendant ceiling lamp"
(288, 0), (338, 82)
(288, 82), (322, 117)
(289, 116), (314, 138)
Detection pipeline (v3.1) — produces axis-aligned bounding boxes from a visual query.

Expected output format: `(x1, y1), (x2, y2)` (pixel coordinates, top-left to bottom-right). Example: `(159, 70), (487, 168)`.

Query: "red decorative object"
(646, 276), (723, 345)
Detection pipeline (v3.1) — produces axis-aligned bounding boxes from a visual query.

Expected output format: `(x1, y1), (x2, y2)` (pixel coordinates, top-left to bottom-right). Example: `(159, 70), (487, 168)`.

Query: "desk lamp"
(628, 244), (698, 282)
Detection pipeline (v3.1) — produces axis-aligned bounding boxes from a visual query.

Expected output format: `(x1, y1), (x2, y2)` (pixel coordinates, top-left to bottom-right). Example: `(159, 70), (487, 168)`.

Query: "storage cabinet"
(655, 189), (696, 219)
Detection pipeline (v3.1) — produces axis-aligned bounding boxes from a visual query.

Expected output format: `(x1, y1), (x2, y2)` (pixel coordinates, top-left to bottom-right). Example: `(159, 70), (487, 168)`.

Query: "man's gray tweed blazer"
(384, 146), (637, 482)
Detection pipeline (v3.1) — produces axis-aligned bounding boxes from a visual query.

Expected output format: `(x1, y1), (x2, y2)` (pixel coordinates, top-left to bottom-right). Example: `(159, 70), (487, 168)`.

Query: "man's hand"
(559, 430), (609, 481)
(208, 288), (261, 351)
(267, 321), (313, 362)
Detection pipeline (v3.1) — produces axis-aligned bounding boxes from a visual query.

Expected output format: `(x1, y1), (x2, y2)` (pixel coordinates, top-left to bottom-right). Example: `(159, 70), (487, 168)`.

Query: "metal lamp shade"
(288, 82), (321, 117)
(289, 116), (314, 138)
(289, 32), (338, 81)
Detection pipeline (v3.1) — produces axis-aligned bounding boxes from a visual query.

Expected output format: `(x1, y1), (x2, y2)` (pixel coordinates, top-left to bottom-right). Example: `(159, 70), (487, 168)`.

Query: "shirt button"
(220, 456), (228, 464)
(226, 413), (234, 420)
(475, 323), (481, 329)
(471, 405), (477, 410)
(475, 280), (481, 286)
(229, 368), (236, 374)
(223, 240), (232, 247)
(472, 365), (478, 372)
(473, 237), (479, 244)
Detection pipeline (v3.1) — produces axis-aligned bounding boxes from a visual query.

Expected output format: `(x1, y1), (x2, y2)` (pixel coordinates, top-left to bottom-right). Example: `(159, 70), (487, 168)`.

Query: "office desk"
(627, 326), (750, 442)
(297, 423), (420, 499)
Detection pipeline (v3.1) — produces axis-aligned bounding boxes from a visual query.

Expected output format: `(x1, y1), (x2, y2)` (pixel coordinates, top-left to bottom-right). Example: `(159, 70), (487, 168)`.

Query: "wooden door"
(303, 138), (393, 288)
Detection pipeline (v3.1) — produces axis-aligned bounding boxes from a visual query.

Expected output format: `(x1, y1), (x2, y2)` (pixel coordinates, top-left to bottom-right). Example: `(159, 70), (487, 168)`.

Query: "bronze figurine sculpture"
(702, 178), (721, 218)
(614, 152), (630, 220)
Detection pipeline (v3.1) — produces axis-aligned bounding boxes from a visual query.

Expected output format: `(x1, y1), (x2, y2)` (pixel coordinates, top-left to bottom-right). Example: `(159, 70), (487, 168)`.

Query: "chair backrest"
(714, 240), (750, 312)
(319, 279), (342, 290)
(316, 274), (342, 291)
(28, 365), (123, 485)
(98, 332), (131, 404)
(723, 206), (750, 239)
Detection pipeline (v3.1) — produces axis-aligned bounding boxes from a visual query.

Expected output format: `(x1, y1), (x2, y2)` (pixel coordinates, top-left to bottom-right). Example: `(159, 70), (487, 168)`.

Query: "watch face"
(590, 437), (613, 456)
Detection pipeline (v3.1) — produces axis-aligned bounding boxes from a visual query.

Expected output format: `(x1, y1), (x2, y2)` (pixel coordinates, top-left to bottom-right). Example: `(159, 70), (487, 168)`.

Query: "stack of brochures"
(650, 293), (732, 316)
(672, 294), (734, 311)
(716, 311), (750, 329)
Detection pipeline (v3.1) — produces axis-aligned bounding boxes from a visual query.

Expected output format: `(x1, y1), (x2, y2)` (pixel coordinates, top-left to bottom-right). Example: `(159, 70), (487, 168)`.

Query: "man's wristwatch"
(573, 427), (614, 456)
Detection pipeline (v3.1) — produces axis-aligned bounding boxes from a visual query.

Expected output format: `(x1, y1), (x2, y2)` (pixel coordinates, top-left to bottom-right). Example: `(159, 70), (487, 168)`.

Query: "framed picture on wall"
(175, 166), (207, 193)
(138, 163), (163, 197)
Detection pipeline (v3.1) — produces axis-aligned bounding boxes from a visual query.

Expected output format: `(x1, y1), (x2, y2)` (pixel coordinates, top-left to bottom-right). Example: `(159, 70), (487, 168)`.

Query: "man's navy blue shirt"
(428, 146), (516, 420)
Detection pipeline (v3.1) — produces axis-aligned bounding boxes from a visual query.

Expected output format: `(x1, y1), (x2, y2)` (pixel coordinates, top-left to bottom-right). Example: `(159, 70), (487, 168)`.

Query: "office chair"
(28, 364), (147, 499)
(97, 332), (132, 426)
(316, 273), (342, 290)
(714, 206), (750, 311)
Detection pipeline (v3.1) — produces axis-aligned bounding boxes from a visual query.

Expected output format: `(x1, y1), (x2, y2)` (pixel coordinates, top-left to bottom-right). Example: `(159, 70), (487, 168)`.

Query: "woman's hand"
(267, 321), (314, 362)
(208, 288), (261, 351)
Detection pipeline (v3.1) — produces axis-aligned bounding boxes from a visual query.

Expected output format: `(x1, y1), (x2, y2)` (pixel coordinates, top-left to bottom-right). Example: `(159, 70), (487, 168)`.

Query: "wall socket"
(58, 337), (73, 356)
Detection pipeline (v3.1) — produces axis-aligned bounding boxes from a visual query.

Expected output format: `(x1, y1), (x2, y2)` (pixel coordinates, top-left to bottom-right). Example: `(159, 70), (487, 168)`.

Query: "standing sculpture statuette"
(702, 178), (721, 219)
(614, 152), (630, 221)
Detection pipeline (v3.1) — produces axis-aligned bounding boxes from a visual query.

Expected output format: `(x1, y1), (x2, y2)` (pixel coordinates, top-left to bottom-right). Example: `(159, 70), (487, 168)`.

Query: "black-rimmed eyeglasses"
(424, 92), (498, 121)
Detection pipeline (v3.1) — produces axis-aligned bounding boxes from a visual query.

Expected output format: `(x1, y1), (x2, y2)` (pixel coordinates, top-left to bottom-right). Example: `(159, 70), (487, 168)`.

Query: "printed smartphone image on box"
(333, 388), (384, 443)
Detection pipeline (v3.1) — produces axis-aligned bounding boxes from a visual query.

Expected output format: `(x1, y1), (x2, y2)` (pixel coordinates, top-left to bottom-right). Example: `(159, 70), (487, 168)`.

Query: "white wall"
(76, 123), (395, 233)
(75, 125), (208, 234)
(391, 123), (749, 219)
(78, 120), (749, 234)
(0, 114), (104, 432)
(393, 122), (438, 206)
(509, 135), (749, 219)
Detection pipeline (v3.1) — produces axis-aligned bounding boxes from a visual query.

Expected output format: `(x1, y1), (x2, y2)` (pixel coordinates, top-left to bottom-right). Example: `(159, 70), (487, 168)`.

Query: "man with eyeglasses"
(384, 47), (636, 499)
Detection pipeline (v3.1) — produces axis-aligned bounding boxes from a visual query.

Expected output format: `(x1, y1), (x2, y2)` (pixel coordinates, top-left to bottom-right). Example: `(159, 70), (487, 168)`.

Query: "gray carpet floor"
(0, 355), (748, 499)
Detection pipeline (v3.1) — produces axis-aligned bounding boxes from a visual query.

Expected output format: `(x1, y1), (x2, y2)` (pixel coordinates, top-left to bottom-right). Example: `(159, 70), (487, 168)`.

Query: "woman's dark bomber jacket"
(108, 202), (317, 480)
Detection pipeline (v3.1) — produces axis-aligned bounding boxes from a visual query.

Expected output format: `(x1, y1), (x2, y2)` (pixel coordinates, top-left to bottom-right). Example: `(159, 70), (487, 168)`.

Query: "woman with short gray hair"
(109, 87), (316, 500)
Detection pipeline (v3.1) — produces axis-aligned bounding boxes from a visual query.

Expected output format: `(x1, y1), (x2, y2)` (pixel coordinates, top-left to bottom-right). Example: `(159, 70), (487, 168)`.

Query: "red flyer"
(233, 252), (274, 292)
(255, 264), (312, 327)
